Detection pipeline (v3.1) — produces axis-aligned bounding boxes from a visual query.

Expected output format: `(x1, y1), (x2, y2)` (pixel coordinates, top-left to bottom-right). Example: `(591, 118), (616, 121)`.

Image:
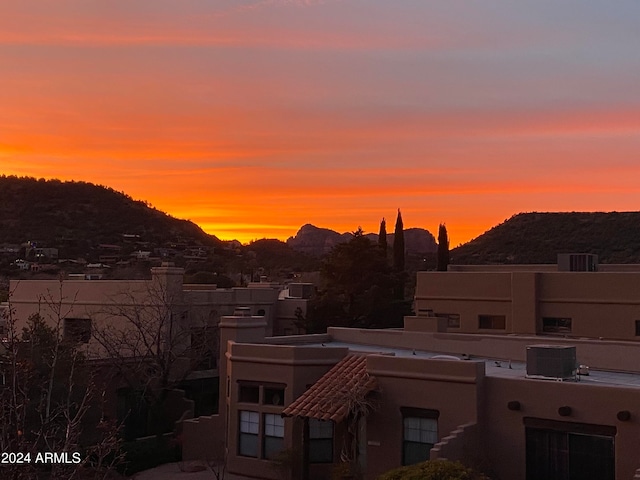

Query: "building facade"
(182, 263), (640, 480)
(414, 263), (640, 340)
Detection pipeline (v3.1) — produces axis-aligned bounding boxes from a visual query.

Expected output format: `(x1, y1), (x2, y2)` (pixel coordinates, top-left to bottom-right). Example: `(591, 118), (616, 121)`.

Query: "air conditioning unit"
(526, 345), (576, 380)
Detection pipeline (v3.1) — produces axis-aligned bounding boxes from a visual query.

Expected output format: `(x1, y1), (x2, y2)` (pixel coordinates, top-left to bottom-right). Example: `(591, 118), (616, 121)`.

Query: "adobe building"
(3, 266), (312, 433)
(182, 259), (640, 480)
(5, 265), (312, 355)
(415, 254), (640, 340)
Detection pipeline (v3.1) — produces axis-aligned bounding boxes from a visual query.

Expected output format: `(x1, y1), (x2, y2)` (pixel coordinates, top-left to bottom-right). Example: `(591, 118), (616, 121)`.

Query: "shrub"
(376, 459), (490, 480)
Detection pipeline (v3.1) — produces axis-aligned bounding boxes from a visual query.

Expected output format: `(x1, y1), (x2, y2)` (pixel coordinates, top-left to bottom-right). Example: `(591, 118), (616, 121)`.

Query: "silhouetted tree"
(437, 223), (450, 271)
(393, 210), (405, 272)
(91, 276), (217, 439)
(303, 232), (403, 332)
(378, 218), (388, 256)
(0, 285), (123, 479)
(393, 210), (406, 299)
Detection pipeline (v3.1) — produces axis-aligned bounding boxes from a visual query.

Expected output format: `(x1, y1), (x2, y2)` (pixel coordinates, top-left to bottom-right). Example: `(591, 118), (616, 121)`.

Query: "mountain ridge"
(286, 223), (438, 256)
(0, 176), (221, 255)
(5, 177), (640, 266)
(451, 211), (640, 264)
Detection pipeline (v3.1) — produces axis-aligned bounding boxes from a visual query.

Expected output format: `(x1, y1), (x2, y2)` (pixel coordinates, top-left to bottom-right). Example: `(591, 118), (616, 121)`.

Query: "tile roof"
(282, 354), (378, 422)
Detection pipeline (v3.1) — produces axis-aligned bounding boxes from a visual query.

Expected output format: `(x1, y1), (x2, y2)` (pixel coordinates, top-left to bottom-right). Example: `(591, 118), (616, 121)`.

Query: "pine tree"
(393, 210), (405, 272)
(437, 223), (450, 271)
(378, 218), (387, 255)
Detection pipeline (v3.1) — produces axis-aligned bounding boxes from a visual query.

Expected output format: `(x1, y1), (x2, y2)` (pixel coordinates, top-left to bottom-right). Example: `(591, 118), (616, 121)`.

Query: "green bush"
(376, 459), (490, 480)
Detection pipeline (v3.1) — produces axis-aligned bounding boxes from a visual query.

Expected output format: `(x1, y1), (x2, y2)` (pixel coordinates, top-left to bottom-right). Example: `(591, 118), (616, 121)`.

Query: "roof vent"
(233, 306), (252, 317)
(526, 345), (576, 381)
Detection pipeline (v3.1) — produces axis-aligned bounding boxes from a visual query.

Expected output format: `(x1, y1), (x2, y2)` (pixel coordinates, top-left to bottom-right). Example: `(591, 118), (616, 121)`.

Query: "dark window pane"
(309, 438), (333, 463)
(403, 441), (431, 466)
(402, 416), (437, 466)
(239, 385), (259, 403)
(569, 433), (614, 480)
(264, 436), (284, 459)
(239, 433), (258, 457)
(478, 314), (506, 329)
(264, 387), (285, 406)
(309, 420), (333, 463)
(526, 427), (614, 480)
(543, 317), (572, 334)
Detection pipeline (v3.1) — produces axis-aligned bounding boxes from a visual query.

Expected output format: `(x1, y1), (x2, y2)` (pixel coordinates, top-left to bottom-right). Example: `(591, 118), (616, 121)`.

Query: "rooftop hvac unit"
(557, 253), (598, 272)
(526, 345), (576, 380)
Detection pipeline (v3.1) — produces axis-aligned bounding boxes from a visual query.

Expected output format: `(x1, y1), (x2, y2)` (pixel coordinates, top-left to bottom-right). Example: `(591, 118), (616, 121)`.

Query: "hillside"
(0, 176), (221, 255)
(452, 212), (640, 264)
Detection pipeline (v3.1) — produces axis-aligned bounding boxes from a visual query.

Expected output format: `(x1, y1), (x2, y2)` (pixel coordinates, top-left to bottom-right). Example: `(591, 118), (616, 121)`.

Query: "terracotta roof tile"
(282, 354), (377, 422)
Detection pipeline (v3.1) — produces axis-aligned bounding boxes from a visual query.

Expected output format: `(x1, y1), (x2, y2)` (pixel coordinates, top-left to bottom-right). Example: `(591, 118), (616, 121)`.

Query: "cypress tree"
(393, 209), (405, 299)
(437, 223), (450, 271)
(393, 209), (405, 272)
(378, 218), (387, 255)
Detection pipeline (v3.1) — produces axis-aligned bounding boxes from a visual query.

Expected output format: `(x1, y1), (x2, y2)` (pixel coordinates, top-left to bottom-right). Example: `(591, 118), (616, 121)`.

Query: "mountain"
(451, 212), (640, 264)
(0, 176), (221, 254)
(286, 224), (437, 256)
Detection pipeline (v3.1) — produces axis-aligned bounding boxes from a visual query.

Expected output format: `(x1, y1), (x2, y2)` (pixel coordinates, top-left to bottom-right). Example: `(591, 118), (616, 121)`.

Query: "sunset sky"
(1, 1), (640, 245)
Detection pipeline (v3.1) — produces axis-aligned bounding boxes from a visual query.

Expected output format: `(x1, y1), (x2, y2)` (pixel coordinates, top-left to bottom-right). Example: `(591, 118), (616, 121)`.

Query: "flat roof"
(296, 340), (640, 389)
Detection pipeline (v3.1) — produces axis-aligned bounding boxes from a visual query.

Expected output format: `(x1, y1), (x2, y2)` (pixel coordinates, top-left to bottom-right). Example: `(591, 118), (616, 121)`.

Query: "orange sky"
(2, 1), (640, 245)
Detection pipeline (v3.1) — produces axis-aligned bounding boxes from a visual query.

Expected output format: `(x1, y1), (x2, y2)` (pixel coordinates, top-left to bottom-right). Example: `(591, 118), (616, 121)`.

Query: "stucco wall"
(364, 355), (484, 479)
(415, 271), (640, 341)
(225, 342), (348, 480)
(482, 376), (640, 480)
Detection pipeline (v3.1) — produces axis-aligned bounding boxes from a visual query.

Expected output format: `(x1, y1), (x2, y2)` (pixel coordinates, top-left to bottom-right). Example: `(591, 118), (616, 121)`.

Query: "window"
(309, 419), (333, 463)
(264, 386), (285, 406)
(635, 320), (640, 336)
(478, 314), (506, 330)
(239, 411), (259, 457)
(237, 383), (287, 460)
(63, 318), (91, 343)
(239, 384), (260, 403)
(542, 317), (572, 334)
(435, 313), (460, 328)
(263, 413), (284, 459)
(402, 409), (439, 466)
(525, 420), (615, 480)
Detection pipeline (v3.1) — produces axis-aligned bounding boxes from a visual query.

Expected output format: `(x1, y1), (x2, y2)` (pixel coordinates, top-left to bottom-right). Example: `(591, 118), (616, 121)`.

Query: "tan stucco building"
(7, 262), (640, 479)
(182, 263), (640, 480)
(3, 266), (311, 434)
